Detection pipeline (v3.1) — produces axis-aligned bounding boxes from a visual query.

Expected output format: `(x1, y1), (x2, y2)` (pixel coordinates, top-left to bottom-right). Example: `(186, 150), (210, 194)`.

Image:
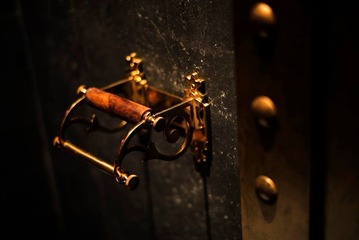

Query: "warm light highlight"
(250, 2), (276, 25)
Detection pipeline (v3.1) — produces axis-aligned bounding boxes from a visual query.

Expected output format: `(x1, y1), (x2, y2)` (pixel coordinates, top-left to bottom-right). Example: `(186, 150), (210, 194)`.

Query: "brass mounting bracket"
(53, 52), (212, 190)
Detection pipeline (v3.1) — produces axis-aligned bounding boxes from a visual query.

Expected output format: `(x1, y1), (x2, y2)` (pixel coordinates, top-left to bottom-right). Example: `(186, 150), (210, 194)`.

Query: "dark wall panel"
(13, 0), (241, 239)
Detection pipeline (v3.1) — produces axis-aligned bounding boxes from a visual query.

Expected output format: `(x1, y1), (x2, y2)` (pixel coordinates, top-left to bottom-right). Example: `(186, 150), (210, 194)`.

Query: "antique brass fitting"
(53, 52), (212, 190)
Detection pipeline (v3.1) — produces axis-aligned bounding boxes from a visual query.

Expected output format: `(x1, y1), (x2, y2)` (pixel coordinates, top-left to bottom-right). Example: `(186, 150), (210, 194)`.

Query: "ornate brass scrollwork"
(53, 52), (211, 190)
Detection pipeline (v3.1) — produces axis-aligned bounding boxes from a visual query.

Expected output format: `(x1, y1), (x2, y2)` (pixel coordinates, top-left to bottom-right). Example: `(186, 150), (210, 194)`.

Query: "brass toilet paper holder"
(53, 53), (212, 190)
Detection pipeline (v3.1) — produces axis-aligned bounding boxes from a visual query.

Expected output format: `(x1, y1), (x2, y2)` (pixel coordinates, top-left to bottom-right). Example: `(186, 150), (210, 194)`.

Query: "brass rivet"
(251, 95), (276, 127)
(250, 2), (276, 26)
(255, 175), (278, 204)
(250, 2), (276, 40)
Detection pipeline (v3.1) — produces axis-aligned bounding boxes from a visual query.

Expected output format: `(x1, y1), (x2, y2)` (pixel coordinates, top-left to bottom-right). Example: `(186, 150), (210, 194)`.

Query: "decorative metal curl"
(114, 100), (193, 184)
(54, 53), (211, 191)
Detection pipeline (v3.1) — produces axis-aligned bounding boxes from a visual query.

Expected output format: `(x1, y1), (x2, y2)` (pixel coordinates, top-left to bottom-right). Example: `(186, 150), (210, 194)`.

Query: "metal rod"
(56, 138), (114, 176)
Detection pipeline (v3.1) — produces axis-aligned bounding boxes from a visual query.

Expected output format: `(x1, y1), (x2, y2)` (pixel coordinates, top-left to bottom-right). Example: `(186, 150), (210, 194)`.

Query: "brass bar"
(60, 139), (114, 176)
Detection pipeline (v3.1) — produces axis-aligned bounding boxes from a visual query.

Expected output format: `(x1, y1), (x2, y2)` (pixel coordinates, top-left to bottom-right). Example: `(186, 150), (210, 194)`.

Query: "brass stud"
(251, 95), (277, 127)
(249, 2), (277, 62)
(250, 2), (276, 26)
(255, 175), (278, 204)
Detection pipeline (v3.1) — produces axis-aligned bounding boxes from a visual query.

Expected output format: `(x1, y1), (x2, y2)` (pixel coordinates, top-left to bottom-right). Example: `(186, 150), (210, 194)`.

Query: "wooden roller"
(83, 87), (151, 124)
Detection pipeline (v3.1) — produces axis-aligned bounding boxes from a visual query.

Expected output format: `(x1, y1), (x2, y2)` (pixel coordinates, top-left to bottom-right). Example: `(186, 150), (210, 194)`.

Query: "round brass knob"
(116, 168), (140, 190)
(125, 174), (140, 190)
(77, 85), (87, 96)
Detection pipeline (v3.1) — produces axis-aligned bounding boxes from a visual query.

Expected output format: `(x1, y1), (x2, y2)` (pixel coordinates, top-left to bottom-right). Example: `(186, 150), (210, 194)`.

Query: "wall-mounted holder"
(53, 52), (211, 190)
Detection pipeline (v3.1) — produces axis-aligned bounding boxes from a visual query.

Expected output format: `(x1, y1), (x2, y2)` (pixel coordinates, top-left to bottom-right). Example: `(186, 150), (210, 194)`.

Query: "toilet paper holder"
(53, 52), (211, 190)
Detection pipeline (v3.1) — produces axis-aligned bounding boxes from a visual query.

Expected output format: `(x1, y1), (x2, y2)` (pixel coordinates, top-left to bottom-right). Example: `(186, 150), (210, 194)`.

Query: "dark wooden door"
(2, 0), (359, 239)
(6, 1), (242, 239)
